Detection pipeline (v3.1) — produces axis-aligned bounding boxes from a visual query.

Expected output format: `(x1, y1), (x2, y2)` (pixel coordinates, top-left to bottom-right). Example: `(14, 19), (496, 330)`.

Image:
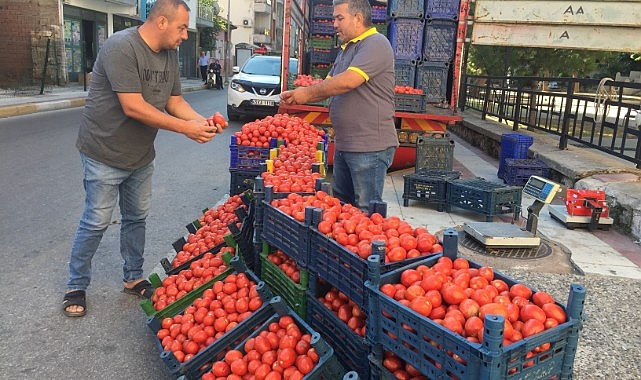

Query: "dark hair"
(333, 0), (373, 27)
(148, 0), (190, 20)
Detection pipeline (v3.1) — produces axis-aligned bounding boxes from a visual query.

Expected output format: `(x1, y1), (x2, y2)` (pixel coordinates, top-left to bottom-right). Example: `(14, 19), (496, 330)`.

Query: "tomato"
(441, 283), (467, 305)
(542, 303), (567, 324)
(211, 361), (230, 377)
(295, 355), (315, 374)
(459, 298), (480, 319)
(408, 296), (433, 317)
(479, 303), (509, 320)
(532, 291), (555, 307)
(521, 318), (545, 338)
(464, 316), (484, 338)
(520, 304), (547, 323)
(509, 283), (533, 300)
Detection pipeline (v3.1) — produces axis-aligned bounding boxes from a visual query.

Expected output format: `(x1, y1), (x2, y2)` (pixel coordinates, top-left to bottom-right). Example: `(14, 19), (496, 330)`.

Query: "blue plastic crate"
(422, 19), (457, 62)
(372, 5), (388, 21)
(394, 59), (418, 87)
(389, 18), (425, 61)
(402, 169), (460, 209)
(365, 253), (587, 380)
(229, 135), (282, 170)
(504, 158), (549, 186)
(311, 20), (336, 35)
(310, 48), (333, 64)
(446, 178), (522, 221)
(425, 0), (461, 20)
(498, 133), (534, 179)
(307, 275), (371, 379)
(389, 0), (425, 18)
(415, 61), (449, 103)
(260, 200), (315, 268)
(394, 93), (426, 113)
(172, 297), (344, 380)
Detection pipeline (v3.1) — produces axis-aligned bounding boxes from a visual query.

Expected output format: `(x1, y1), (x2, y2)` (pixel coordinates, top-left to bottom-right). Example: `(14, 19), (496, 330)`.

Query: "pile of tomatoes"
(201, 315), (321, 380)
(152, 247), (235, 311)
(234, 114), (325, 148)
(171, 195), (247, 268)
(261, 142), (324, 193)
(317, 287), (366, 337)
(266, 249), (302, 284)
(394, 85), (424, 94)
(379, 256), (567, 368)
(292, 74), (324, 87)
(381, 351), (428, 380)
(155, 272), (264, 364)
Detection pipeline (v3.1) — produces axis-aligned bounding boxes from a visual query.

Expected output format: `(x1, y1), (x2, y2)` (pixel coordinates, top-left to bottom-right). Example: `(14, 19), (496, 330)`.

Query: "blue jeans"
(67, 153), (154, 291)
(332, 147), (396, 212)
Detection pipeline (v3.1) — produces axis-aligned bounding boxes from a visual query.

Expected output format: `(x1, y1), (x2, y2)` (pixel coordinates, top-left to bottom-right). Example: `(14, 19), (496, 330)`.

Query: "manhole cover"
(460, 234), (552, 259)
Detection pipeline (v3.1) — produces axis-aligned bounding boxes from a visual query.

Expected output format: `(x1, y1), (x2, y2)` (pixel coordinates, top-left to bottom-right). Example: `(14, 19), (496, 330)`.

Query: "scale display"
(523, 175), (560, 204)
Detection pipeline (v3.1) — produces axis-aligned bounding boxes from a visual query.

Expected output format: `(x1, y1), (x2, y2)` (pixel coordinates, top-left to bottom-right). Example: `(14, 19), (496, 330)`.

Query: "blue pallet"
(389, 0), (425, 18)
(415, 61), (449, 103)
(422, 19), (457, 62)
(365, 252), (587, 380)
(307, 275), (371, 379)
(425, 0), (461, 20)
(389, 18), (425, 61)
(394, 59), (418, 87)
(446, 178), (522, 221)
(498, 133), (534, 180)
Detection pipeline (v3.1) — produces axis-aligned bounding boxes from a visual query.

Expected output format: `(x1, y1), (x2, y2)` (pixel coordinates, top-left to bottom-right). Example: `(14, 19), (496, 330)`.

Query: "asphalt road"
(0, 89), (241, 379)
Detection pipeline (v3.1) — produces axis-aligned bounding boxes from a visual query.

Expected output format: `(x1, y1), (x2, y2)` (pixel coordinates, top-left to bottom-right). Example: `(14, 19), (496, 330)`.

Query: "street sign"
(471, 0), (641, 51)
(471, 23), (641, 52)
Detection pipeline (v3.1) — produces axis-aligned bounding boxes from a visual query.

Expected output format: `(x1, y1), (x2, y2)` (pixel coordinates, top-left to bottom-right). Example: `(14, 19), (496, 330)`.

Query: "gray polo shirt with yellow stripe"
(328, 27), (399, 153)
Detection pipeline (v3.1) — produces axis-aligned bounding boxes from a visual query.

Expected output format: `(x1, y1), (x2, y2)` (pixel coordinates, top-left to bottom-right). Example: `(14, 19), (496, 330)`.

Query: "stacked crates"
(498, 133), (534, 181)
(309, 0), (338, 79)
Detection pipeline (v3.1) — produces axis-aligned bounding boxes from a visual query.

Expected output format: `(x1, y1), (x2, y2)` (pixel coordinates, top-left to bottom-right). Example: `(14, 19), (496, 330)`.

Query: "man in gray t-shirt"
(63, 0), (227, 318)
(280, 0), (398, 211)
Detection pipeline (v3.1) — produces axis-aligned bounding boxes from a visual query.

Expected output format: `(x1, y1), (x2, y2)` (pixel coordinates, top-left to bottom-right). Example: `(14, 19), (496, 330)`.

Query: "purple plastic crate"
(229, 135), (282, 170)
(389, 0), (425, 18)
(415, 61), (449, 103)
(372, 5), (388, 22)
(365, 253), (586, 380)
(422, 19), (457, 62)
(389, 18), (424, 61)
(425, 0), (461, 20)
(311, 20), (335, 35)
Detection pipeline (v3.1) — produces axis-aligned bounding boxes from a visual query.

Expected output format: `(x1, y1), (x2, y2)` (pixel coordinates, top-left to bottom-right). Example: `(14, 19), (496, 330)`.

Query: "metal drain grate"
(460, 234), (552, 259)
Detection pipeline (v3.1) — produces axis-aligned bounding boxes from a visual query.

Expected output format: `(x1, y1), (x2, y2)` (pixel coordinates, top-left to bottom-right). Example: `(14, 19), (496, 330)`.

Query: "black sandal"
(63, 290), (87, 317)
(123, 279), (154, 299)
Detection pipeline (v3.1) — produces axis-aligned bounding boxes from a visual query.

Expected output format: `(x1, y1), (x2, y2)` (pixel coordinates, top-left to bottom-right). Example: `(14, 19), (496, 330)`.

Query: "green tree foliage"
(198, 0), (227, 51)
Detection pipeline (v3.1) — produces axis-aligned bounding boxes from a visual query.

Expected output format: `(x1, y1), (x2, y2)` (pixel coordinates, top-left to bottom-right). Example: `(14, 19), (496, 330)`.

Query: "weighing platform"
(549, 204), (613, 230)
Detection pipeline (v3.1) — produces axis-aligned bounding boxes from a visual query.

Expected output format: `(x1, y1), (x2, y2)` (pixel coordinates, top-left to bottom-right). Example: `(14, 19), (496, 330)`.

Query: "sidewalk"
(3, 79), (641, 280)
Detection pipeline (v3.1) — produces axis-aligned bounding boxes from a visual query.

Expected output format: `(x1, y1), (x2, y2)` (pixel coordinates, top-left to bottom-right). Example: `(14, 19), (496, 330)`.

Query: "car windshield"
(242, 57), (298, 76)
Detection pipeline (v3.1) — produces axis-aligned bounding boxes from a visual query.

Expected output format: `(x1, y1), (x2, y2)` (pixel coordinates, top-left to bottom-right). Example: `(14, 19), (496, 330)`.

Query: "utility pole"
(224, 0), (231, 83)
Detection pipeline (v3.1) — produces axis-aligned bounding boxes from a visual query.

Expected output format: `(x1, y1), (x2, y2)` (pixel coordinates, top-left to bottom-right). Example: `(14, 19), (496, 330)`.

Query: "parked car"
(227, 55), (298, 121)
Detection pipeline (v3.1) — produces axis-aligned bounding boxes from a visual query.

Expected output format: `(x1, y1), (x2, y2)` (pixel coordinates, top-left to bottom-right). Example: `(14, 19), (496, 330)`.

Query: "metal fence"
(459, 75), (641, 168)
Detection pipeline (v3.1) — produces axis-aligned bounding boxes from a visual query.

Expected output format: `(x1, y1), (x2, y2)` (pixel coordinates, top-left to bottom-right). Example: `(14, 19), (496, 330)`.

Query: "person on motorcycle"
(209, 59), (223, 90)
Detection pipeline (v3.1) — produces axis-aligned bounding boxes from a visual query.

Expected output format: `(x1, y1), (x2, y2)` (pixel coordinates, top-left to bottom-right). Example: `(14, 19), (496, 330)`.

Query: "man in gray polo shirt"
(281, 0), (398, 212)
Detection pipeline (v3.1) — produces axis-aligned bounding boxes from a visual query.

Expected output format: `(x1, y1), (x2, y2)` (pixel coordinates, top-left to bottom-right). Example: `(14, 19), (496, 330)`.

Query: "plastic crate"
(446, 178), (522, 221)
(394, 59), (418, 87)
(425, 0), (461, 20)
(365, 253), (586, 380)
(389, 0), (425, 18)
(311, 20), (336, 35)
(372, 5), (388, 22)
(394, 92), (426, 113)
(309, 228), (440, 311)
(310, 48), (333, 64)
(504, 158), (549, 186)
(565, 189), (610, 218)
(312, 3), (334, 19)
(229, 167), (260, 196)
(422, 19), (457, 62)
(310, 35), (336, 50)
(310, 65), (331, 79)
(402, 169), (460, 209)
(415, 61), (449, 103)
(389, 18), (425, 61)
(229, 135), (283, 170)
(415, 135), (455, 171)
(172, 297), (344, 380)
(374, 22), (388, 37)
(259, 243), (309, 318)
(498, 133), (534, 180)
(307, 275), (371, 379)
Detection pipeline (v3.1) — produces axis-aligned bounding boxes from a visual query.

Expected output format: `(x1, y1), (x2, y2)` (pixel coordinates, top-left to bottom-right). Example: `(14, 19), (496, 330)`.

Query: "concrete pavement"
(2, 78), (640, 280)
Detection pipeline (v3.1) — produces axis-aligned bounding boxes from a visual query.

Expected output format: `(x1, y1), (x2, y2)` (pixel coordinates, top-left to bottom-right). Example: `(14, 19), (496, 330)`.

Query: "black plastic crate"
(229, 168), (260, 196)
(415, 135), (455, 171)
(394, 93), (426, 113)
(446, 178), (522, 221)
(394, 59), (418, 87)
(422, 19), (457, 62)
(402, 169), (460, 209)
(425, 0), (461, 20)
(389, 18), (424, 61)
(365, 250), (587, 380)
(415, 61), (449, 103)
(389, 0), (425, 18)
(504, 158), (549, 186)
(312, 3), (333, 19)
(307, 274), (371, 379)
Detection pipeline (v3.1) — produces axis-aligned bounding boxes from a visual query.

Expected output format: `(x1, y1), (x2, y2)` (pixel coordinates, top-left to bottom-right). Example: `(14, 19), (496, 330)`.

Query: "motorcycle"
(206, 69), (217, 89)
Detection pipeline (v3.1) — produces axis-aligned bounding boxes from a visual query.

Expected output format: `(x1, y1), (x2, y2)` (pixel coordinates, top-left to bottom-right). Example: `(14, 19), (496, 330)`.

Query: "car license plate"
(250, 99), (275, 106)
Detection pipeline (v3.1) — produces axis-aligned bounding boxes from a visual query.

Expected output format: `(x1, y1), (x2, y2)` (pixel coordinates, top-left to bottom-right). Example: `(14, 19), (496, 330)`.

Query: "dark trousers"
(200, 66), (208, 82)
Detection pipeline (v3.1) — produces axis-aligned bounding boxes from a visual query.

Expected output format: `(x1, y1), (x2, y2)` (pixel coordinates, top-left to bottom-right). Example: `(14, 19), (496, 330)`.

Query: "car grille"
(239, 83), (281, 96)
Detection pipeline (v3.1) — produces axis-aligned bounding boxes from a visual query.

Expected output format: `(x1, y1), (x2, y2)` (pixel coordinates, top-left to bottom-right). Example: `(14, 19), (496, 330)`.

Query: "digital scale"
(464, 176), (561, 248)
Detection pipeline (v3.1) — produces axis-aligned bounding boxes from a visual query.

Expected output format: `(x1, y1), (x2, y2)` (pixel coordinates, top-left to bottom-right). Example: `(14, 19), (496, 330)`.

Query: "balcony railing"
(460, 75), (641, 168)
(198, 1), (217, 23)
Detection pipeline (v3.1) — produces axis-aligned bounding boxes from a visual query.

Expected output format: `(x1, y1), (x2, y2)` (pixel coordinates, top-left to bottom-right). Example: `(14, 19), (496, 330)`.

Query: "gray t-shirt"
(76, 27), (182, 170)
(328, 29), (398, 152)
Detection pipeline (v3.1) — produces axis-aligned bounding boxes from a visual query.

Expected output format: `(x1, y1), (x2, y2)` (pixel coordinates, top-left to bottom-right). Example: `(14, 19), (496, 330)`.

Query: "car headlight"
(230, 80), (245, 93)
